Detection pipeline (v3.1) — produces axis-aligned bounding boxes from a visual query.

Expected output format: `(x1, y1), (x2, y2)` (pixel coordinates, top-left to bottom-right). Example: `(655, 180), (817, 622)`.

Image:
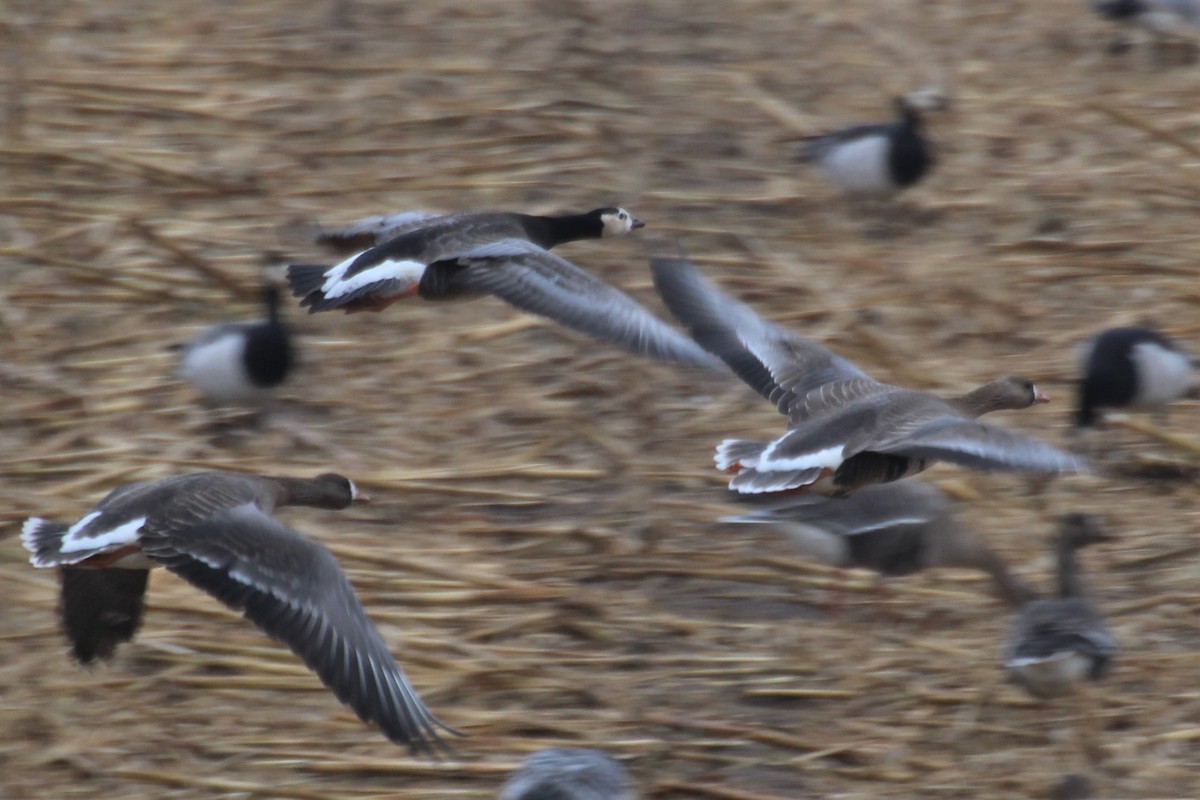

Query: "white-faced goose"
(21, 471), (454, 755)
(723, 480), (1036, 606)
(499, 748), (635, 800)
(650, 257), (1087, 496)
(1004, 513), (1116, 700)
(177, 285), (295, 406)
(286, 207), (720, 368)
(1076, 326), (1196, 429)
(799, 94), (942, 197)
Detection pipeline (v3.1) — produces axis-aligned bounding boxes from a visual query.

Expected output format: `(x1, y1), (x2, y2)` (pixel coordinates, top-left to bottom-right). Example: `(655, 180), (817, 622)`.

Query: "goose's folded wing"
(876, 419), (1090, 474)
(650, 257), (875, 415)
(139, 505), (455, 756)
(451, 240), (725, 369)
(316, 210), (444, 253)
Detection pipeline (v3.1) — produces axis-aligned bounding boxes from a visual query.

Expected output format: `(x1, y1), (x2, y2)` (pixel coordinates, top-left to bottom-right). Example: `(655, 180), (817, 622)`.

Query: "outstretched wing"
(452, 239), (725, 369)
(876, 418), (1090, 474)
(650, 256), (877, 417)
(139, 505), (456, 756)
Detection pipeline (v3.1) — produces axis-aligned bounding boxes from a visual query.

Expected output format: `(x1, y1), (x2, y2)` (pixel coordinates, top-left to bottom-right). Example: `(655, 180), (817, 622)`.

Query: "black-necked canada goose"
(1004, 513), (1116, 700)
(799, 95), (940, 197)
(499, 748), (635, 800)
(1076, 326), (1196, 429)
(650, 257), (1087, 496)
(177, 285), (295, 406)
(287, 208), (721, 368)
(724, 480), (1036, 605)
(21, 471), (454, 755)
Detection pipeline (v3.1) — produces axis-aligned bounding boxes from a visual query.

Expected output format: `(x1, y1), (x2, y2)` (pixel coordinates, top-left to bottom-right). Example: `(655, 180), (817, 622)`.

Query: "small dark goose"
(1004, 513), (1116, 699)
(799, 96), (938, 197)
(499, 748), (635, 800)
(21, 471), (454, 755)
(177, 285), (294, 405)
(724, 480), (1035, 605)
(651, 257), (1087, 496)
(288, 207), (721, 368)
(1076, 326), (1195, 428)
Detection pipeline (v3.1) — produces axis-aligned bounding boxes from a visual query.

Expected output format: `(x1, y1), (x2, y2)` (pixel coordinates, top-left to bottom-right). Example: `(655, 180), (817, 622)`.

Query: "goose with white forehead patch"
(1075, 325), (1196, 430)
(286, 207), (719, 367)
(21, 471), (456, 756)
(650, 257), (1087, 497)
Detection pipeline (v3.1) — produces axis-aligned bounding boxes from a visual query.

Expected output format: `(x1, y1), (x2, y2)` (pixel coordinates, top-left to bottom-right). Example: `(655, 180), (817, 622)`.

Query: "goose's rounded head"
(313, 473), (370, 507)
(596, 207), (645, 238)
(992, 375), (1050, 410)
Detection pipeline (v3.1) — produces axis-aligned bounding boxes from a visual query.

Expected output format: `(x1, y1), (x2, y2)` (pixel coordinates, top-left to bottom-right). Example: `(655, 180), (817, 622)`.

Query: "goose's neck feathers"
(517, 212), (605, 249)
(1054, 513), (1108, 600)
(266, 474), (358, 510)
(948, 376), (1042, 418)
(263, 285), (282, 323)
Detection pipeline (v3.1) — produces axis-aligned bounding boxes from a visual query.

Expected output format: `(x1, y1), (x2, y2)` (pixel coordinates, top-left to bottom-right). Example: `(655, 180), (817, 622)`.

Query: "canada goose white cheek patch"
(322, 259), (427, 299)
(59, 514), (147, 554)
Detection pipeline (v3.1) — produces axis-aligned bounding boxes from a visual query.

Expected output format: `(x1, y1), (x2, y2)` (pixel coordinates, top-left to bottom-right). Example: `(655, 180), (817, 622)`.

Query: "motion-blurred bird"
(651, 257), (1087, 497)
(1075, 326), (1196, 429)
(177, 285), (295, 406)
(287, 207), (721, 368)
(499, 748), (635, 800)
(22, 471), (455, 755)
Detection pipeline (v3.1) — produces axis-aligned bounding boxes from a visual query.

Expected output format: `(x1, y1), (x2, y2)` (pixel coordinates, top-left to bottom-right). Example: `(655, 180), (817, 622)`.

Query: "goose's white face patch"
(1130, 342), (1194, 408)
(320, 254), (427, 299)
(600, 208), (642, 238)
(59, 514), (147, 554)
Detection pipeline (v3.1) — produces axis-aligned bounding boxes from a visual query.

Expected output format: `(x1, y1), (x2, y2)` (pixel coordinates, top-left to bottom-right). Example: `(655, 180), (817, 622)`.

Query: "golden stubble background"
(1, 1), (1198, 798)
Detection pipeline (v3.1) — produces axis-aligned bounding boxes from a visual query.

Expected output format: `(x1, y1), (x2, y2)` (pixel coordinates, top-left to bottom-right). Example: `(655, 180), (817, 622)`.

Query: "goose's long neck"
(269, 476), (335, 509)
(264, 286), (282, 324)
(949, 383), (1012, 418)
(1056, 536), (1088, 600)
(520, 213), (600, 249)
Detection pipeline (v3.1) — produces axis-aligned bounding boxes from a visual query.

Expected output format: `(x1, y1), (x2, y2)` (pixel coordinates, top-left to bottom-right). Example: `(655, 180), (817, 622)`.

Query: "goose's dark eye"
(618, 211), (628, 220)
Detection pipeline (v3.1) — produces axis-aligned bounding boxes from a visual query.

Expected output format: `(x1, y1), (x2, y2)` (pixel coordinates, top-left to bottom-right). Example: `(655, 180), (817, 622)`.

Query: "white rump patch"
(1130, 342), (1194, 408)
(758, 442), (845, 472)
(818, 134), (892, 194)
(60, 514), (146, 554)
(321, 254), (426, 299)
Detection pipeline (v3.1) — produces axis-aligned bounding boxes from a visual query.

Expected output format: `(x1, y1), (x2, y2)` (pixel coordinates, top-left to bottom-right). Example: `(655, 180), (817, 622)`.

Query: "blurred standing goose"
(1004, 514), (1116, 699)
(499, 748), (635, 800)
(1075, 326), (1196, 430)
(177, 285), (295, 406)
(723, 480), (1036, 605)
(286, 207), (720, 368)
(21, 471), (454, 755)
(650, 257), (1087, 496)
(1093, 0), (1200, 39)
(1004, 513), (1115, 763)
(799, 94), (942, 198)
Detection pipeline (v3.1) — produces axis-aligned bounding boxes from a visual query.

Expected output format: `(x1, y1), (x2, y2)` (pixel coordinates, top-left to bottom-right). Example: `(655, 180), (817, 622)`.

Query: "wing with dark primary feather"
(138, 504), (455, 755)
(650, 256), (877, 416)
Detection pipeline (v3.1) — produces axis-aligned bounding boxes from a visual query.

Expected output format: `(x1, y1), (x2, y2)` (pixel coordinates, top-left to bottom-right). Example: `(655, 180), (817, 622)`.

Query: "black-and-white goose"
(724, 480), (1036, 605)
(799, 96), (938, 197)
(499, 748), (635, 800)
(650, 257), (1087, 496)
(1076, 326), (1196, 428)
(177, 285), (295, 405)
(1004, 513), (1116, 699)
(21, 471), (454, 755)
(287, 207), (721, 368)
(1093, 0), (1200, 37)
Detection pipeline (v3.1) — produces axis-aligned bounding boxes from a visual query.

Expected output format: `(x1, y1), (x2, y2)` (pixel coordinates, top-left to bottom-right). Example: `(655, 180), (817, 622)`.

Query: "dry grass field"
(2, 1), (1199, 797)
